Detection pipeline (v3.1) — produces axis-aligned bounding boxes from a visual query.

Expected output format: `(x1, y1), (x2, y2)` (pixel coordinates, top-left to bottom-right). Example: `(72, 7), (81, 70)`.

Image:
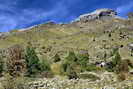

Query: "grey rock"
(128, 43), (133, 50)
(75, 8), (117, 22)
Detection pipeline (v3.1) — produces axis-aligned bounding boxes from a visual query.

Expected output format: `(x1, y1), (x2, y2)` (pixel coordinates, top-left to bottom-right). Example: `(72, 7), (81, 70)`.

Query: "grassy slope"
(0, 18), (133, 61)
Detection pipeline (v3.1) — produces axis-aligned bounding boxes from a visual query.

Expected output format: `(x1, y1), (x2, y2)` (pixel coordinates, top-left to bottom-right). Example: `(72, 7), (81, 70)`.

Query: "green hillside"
(0, 10), (133, 89)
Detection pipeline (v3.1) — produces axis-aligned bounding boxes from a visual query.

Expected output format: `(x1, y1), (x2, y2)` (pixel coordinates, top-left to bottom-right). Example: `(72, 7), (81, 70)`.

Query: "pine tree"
(65, 51), (78, 63)
(112, 51), (121, 66)
(25, 46), (40, 76)
(39, 59), (51, 72)
(61, 51), (78, 73)
(77, 53), (89, 68)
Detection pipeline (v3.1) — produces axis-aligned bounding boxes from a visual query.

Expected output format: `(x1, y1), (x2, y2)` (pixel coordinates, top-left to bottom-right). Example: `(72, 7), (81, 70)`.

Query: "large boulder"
(75, 8), (117, 22)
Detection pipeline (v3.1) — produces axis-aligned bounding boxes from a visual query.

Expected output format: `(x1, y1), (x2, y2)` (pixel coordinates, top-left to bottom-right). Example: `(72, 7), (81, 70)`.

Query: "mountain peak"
(75, 8), (117, 22)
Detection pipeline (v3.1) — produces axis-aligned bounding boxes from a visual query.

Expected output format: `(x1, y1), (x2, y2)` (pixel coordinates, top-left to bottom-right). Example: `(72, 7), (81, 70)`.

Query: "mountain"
(0, 8), (133, 89)
(0, 9), (133, 60)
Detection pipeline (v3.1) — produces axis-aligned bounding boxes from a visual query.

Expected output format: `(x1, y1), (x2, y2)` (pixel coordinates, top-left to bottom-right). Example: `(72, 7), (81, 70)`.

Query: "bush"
(38, 59), (53, 78)
(61, 51), (95, 78)
(6, 45), (26, 77)
(112, 47), (119, 56)
(39, 59), (51, 72)
(65, 51), (78, 62)
(61, 51), (76, 72)
(61, 51), (92, 76)
(25, 46), (40, 76)
(66, 66), (79, 79)
(77, 53), (89, 70)
(105, 49), (122, 72)
(61, 61), (71, 74)
(53, 54), (61, 63)
(60, 51), (80, 76)
(112, 51), (121, 66)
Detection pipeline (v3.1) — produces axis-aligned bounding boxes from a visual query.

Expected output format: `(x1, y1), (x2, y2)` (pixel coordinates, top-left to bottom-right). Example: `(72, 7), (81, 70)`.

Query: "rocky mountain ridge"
(75, 8), (119, 22)
(0, 8), (133, 89)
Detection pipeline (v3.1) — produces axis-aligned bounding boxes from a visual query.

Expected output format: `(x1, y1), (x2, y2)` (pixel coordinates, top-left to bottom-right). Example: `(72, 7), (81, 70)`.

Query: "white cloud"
(0, 0), (78, 32)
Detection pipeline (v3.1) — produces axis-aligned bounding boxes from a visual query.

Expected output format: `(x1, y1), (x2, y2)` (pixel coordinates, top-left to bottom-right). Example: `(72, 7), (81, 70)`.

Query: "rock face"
(75, 8), (117, 22)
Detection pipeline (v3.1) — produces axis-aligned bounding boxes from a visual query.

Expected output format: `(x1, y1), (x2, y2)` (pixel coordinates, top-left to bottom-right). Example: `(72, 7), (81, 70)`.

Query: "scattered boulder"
(129, 69), (133, 74)
(127, 43), (133, 49)
(95, 61), (106, 68)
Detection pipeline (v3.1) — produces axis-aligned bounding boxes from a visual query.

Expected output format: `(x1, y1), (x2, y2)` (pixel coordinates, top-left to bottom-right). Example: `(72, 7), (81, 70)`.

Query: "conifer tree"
(112, 51), (121, 66)
(25, 45), (40, 76)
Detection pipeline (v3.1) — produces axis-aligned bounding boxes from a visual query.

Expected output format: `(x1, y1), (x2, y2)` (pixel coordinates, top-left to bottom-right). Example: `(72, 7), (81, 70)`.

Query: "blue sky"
(0, 0), (133, 32)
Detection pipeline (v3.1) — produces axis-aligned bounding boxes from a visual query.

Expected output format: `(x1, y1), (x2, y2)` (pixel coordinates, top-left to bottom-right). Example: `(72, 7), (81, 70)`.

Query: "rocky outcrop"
(75, 8), (117, 22)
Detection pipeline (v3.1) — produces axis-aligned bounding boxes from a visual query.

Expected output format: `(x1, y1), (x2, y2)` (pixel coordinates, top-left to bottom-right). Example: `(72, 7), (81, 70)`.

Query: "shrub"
(65, 51), (78, 62)
(61, 51), (92, 75)
(38, 59), (53, 78)
(112, 50), (121, 67)
(108, 33), (112, 37)
(25, 46), (40, 76)
(61, 51), (92, 78)
(53, 53), (61, 63)
(66, 66), (79, 79)
(6, 45), (26, 77)
(39, 59), (51, 72)
(110, 47), (119, 56)
(105, 49), (121, 72)
(77, 53), (89, 70)
(60, 51), (80, 76)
